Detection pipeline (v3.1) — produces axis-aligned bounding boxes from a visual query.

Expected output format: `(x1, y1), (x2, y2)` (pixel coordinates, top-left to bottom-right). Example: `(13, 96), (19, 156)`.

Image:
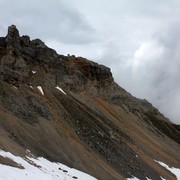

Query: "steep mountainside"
(0, 25), (180, 180)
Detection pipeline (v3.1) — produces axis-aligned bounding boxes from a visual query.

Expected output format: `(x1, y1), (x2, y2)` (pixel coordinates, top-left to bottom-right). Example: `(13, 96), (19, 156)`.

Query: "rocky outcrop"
(0, 25), (113, 92)
(0, 25), (179, 180)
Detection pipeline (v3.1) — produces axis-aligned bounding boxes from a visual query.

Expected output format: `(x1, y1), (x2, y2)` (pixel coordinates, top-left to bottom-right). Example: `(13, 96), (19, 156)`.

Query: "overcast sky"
(0, 0), (180, 124)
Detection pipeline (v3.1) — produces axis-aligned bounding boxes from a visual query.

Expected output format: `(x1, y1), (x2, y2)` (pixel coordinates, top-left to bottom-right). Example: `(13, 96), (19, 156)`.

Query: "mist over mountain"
(0, 25), (179, 180)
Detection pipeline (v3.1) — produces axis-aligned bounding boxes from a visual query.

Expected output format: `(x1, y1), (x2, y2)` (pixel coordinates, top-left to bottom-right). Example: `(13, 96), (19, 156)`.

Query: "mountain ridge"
(0, 25), (179, 180)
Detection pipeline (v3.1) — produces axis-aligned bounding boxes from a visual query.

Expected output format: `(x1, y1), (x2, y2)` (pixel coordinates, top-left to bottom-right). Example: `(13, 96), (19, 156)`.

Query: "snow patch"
(37, 86), (44, 95)
(155, 160), (180, 179)
(13, 86), (18, 89)
(0, 149), (97, 180)
(126, 176), (139, 180)
(55, 86), (66, 95)
(32, 70), (36, 74)
(30, 86), (34, 89)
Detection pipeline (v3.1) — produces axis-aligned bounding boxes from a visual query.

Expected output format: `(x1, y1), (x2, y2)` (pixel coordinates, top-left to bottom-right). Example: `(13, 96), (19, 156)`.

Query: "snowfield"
(155, 160), (180, 179)
(0, 149), (97, 180)
(0, 149), (179, 180)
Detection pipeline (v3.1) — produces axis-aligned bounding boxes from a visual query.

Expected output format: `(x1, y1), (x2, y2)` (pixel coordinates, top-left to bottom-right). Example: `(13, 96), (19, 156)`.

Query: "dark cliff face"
(0, 25), (180, 180)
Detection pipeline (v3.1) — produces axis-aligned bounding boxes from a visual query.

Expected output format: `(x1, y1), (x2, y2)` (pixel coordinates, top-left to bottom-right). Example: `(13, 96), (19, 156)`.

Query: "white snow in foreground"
(155, 160), (180, 179)
(55, 86), (66, 95)
(32, 70), (36, 74)
(0, 149), (97, 180)
(37, 86), (44, 95)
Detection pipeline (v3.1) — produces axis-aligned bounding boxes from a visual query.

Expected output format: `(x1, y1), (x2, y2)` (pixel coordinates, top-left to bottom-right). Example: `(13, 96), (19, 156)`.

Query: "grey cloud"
(0, 0), (96, 44)
(94, 19), (180, 124)
(116, 23), (180, 124)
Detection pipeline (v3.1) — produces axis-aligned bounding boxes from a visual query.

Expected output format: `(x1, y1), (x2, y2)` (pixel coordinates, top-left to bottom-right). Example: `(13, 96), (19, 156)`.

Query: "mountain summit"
(0, 25), (179, 180)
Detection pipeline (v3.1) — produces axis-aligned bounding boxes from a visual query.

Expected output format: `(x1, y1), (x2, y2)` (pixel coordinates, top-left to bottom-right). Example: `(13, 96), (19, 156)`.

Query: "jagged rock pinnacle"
(5, 25), (20, 51)
(6, 25), (20, 40)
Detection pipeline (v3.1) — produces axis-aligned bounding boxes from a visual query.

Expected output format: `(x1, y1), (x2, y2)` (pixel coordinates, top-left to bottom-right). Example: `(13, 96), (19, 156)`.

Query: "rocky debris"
(53, 92), (161, 179)
(0, 82), (52, 124)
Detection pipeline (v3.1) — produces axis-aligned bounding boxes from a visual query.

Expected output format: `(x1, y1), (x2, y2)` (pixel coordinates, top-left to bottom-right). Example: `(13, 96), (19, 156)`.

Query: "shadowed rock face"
(0, 25), (180, 180)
